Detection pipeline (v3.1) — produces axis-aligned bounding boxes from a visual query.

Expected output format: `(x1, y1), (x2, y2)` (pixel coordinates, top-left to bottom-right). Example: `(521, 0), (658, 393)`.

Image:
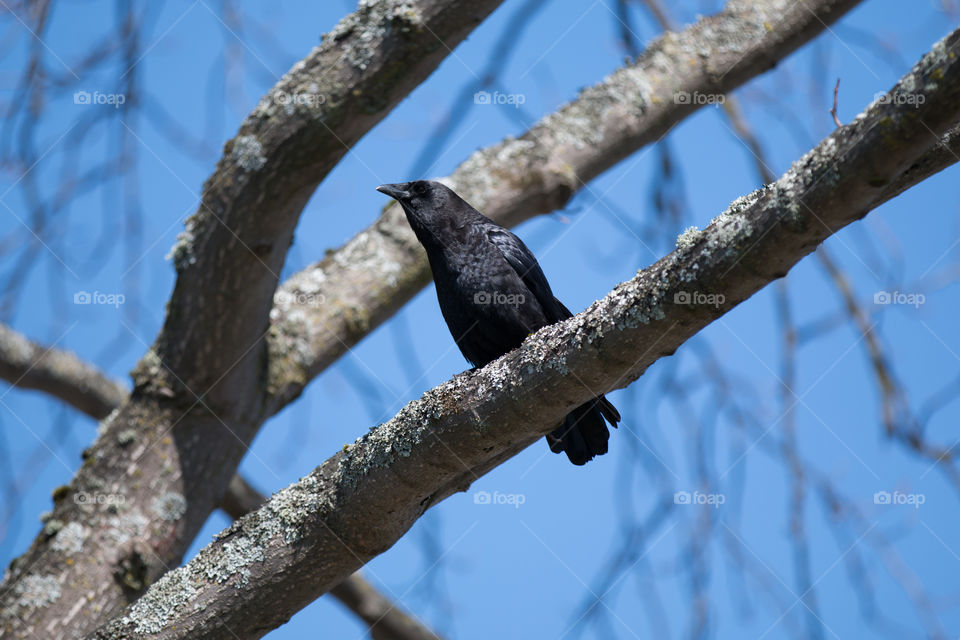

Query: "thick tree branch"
(264, 0), (866, 410)
(0, 2), (504, 637)
(0, 324), (437, 639)
(219, 476), (443, 640)
(90, 29), (960, 640)
(0, 1), (879, 636)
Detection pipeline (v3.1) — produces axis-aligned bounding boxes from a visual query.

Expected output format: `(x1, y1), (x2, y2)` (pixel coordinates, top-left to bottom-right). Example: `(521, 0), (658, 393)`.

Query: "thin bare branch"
(0, 324), (126, 419)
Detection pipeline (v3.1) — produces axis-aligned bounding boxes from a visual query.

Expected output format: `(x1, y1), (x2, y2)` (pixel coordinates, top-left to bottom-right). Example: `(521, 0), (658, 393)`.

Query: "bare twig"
(831, 77), (843, 127)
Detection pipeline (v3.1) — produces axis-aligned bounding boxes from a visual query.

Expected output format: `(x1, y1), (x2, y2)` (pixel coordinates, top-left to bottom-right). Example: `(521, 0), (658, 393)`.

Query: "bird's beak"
(376, 183), (411, 201)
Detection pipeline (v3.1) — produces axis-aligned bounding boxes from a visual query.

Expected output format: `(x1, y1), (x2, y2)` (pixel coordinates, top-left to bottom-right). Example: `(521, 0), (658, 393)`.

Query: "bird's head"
(376, 180), (465, 234)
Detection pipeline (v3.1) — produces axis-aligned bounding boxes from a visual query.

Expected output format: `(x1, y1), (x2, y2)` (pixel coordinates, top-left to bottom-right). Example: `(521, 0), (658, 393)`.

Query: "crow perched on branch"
(377, 180), (620, 465)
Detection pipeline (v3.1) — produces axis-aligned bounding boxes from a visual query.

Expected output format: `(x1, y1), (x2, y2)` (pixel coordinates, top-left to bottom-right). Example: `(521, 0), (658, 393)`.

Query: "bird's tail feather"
(546, 395), (620, 466)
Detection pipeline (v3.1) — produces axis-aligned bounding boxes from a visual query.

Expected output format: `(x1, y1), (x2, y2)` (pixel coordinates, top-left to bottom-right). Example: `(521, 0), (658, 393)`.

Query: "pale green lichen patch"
(121, 566), (197, 634)
(232, 135), (267, 171)
(117, 428), (137, 446)
(540, 87), (617, 150)
(691, 0), (772, 59)
(165, 215), (200, 270)
(322, 0), (423, 71)
(97, 407), (122, 437)
(151, 492), (187, 522)
(761, 181), (802, 225)
(106, 510), (149, 546)
(333, 229), (405, 288)
(51, 522), (89, 555)
(676, 226), (703, 249)
(112, 475), (336, 632)
(719, 187), (766, 221)
(704, 210), (754, 256)
(329, 378), (477, 489)
(42, 518), (64, 537)
(5, 574), (61, 614)
(608, 278), (667, 331)
(335, 410), (427, 488)
(202, 536), (265, 587)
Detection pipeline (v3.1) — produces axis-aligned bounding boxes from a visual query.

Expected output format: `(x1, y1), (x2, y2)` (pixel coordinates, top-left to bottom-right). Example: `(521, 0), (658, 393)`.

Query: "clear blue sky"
(1, 1), (958, 638)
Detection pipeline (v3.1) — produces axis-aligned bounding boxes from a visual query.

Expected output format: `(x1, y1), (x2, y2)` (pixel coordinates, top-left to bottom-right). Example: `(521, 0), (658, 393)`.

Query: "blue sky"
(1, 1), (959, 638)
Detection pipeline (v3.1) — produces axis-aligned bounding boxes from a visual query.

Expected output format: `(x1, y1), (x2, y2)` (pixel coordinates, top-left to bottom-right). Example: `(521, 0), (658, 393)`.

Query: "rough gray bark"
(264, 0), (867, 411)
(0, 1), (504, 637)
(0, 1), (872, 637)
(219, 476), (443, 640)
(88, 29), (960, 640)
(0, 325), (442, 640)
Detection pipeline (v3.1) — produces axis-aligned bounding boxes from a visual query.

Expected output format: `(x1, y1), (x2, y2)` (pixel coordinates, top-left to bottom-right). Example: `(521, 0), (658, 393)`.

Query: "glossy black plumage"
(377, 180), (620, 465)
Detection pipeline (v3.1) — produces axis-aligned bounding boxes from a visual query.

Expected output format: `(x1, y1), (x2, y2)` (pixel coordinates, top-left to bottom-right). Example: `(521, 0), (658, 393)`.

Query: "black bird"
(377, 180), (620, 465)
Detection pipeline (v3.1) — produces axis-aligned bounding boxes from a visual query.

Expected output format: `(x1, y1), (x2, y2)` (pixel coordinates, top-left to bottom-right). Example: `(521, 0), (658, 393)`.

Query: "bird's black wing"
(484, 225), (571, 323)
(486, 223), (622, 447)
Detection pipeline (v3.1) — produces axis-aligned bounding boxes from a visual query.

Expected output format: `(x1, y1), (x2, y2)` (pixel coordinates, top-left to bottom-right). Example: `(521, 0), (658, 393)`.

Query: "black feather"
(377, 180), (621, 465)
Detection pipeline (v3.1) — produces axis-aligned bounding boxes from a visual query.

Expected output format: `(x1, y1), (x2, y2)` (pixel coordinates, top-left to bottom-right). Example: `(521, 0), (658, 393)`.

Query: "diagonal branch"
(0, 323), (443, 640)
(90, 28), (960, 640)
(0, 1), (505, 637)
(0, 1), (876, 635)
(263, 0), (867, 411)
(0, 324), (127, 419)
(219, 476), (443, 640)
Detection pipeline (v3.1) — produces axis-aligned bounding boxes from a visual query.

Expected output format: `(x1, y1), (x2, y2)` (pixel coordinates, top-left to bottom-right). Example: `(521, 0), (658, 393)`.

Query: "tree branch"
(263, 0), (867, 411)
(0, 323), (437, 639)
(0, 324), (126, 419)
(0, 1), (877, 636)
(90, 28), (960, 640)
(0, 1), (505, 636)
(219, 476), (443, 640)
